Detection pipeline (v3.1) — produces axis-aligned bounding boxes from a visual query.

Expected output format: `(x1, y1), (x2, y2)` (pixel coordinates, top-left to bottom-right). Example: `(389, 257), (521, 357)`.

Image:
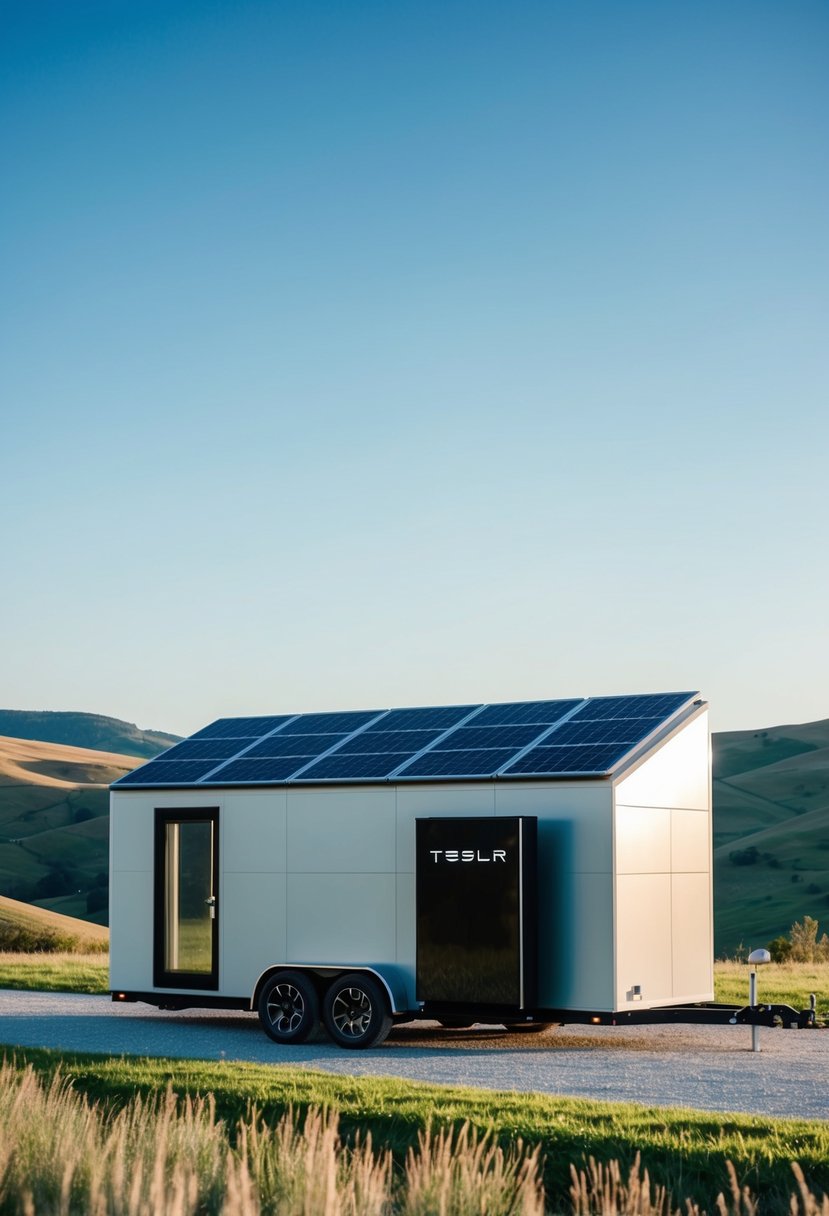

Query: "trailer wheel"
(258, 971), (319, 1044)
(322, 973), (393, 1049)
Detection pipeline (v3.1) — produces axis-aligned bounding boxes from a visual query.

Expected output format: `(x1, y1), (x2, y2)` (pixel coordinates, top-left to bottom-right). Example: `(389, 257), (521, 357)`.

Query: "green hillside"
(0, 710), (181, 759)
(712, 718), (829, 956)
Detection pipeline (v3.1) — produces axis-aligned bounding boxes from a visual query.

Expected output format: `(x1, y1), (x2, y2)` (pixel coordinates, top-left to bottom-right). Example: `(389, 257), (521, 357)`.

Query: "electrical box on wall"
(415, 816), (537, 1009)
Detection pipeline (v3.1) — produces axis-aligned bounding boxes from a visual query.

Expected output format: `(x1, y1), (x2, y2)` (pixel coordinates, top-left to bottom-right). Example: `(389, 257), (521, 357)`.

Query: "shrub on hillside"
(729, 846), (759, 866)
(0, 921), (81, 953)
(766, 935), (793, 962)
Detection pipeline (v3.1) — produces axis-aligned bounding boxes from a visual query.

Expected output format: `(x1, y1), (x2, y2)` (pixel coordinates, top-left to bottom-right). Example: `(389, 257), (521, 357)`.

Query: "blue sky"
(2, 0), (827, 737)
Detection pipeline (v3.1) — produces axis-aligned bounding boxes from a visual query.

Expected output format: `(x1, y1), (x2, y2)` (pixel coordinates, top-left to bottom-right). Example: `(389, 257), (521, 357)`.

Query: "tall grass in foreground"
(0, 1062), (826, 1216)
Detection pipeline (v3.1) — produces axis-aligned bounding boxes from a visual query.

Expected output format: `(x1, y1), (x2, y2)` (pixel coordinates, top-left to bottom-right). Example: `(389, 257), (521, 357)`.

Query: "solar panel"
(502, 744), (632, 775)
(471, 699), (582, 727)
(294, 752), (414, 780)
(429, 724), (548, 751)
(111, 692), (702, 788)
(333, 729), (441, 754)
(190, 716), (294, 740)
(279, 711), (383, 735)
(570, 693), (692, 721)
(207, 757), (312, 782)
(154, 738), (249, 762)
(243, 733), (349, 759)
(365, 705), (478, 732)
(544, 718), (664, 746)
(398, 748), (518, 778)
(117, 760), (221, 785)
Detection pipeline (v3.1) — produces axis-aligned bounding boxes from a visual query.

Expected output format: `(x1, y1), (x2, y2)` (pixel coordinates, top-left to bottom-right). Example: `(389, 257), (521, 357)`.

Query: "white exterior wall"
(612, 711), (713, 1010)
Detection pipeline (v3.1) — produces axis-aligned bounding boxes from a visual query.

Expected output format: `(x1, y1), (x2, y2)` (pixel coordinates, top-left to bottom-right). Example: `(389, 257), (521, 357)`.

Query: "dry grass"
(0, 1060), (827, 1215)
(0, 734), (139, 790)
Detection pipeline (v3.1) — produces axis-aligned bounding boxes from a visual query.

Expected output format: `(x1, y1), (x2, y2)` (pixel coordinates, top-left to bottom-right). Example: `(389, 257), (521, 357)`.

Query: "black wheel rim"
(332, 987), (372, 1038)
(266, 982), (305, 1034)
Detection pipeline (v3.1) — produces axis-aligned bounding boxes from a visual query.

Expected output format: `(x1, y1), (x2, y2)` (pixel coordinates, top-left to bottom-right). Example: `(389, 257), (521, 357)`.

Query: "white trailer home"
(109, 691), (713, 1048)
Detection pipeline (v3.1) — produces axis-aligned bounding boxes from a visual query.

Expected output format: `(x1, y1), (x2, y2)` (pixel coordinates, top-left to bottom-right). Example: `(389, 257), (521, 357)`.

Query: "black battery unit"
(415, 816), (537, 1009)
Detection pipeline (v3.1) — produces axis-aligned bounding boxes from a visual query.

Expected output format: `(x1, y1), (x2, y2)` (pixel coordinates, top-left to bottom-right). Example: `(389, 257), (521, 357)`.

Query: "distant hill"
(0, 710), (180, 759)
(0, 892), (108, 952)
(0, 735), (143, 925)
(713, 718), (829, 956)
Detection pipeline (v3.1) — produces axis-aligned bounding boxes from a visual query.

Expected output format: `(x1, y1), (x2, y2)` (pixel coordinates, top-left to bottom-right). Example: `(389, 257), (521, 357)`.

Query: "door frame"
(153, 806), (220, 990)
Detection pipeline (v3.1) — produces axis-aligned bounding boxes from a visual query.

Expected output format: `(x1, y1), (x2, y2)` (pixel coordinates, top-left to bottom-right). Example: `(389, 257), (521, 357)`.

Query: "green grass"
(2, 1045), (827, 1214)
(714, 959), (829, 1012)
(0, 950), (109, 993)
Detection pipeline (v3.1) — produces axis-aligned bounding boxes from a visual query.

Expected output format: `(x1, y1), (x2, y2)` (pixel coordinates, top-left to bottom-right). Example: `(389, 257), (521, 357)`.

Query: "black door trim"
(153, 806), (219, 990)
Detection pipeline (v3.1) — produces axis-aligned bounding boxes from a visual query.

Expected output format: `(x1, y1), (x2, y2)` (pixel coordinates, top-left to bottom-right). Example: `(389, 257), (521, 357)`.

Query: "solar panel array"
(113, 692), (700, 788)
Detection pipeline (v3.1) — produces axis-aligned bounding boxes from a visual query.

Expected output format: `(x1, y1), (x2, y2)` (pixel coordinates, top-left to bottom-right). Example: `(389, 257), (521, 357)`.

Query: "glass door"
(154, 807), (219, 989)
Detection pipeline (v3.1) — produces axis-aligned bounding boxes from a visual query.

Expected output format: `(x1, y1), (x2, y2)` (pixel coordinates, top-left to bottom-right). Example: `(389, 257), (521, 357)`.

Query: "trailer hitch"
(729, 1000), (818, 1030)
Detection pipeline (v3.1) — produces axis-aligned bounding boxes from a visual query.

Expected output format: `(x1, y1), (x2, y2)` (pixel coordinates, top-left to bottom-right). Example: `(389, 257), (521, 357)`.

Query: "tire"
(258, 970), (320, 1044)
(322, 973), (393, 1049)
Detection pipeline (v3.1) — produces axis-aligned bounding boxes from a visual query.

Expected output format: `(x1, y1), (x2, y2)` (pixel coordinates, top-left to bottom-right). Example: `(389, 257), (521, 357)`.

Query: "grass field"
(2, 953), (827, 1017)
(1, 1046), (827, 1215)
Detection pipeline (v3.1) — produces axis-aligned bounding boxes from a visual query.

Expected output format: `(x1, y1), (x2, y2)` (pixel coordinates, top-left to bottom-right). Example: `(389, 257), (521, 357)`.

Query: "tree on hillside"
(788, 916), (829, 962)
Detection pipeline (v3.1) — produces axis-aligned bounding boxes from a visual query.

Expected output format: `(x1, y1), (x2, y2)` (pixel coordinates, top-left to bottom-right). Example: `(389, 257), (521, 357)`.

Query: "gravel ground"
(0, 989), (826, 1120)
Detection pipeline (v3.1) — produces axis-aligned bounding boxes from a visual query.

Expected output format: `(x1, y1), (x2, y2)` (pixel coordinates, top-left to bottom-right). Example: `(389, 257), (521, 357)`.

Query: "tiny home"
(109, 692), (712, 1048)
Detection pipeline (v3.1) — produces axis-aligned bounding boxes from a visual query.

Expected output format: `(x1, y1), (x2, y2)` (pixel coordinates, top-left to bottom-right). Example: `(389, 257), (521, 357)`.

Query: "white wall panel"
(672, 873), (713, 999)
(615, 805), (671, 874)
(288, 788), (396, 873)
(109, 869), (153, 990)
(495, 784), (612, 873)
(222, 792), (286, 873)
(396, 872), (416, 995)
(615, 874), (672, 1008)
(615, 714), (710, 810)
(287, 874), (396, 963)
(220, 872), (286, 997)
(538, 871), (614, 1010)
(395, 785), (495, 873)
(671, 809), (710, 873)
(110, 795), (153, 872)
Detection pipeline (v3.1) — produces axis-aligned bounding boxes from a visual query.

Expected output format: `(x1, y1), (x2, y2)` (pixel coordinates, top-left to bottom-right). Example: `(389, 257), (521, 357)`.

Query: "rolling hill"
(0, 712), (827, 953)
(0, 892), (108, 951)
(0, 710), (181, 759)
(0, 735), (142, 924)
(712, 717), (829, 955)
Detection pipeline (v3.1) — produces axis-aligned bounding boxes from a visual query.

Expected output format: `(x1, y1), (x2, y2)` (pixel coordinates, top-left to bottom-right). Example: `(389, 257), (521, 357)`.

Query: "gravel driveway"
(1, 989), (826, 1120)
